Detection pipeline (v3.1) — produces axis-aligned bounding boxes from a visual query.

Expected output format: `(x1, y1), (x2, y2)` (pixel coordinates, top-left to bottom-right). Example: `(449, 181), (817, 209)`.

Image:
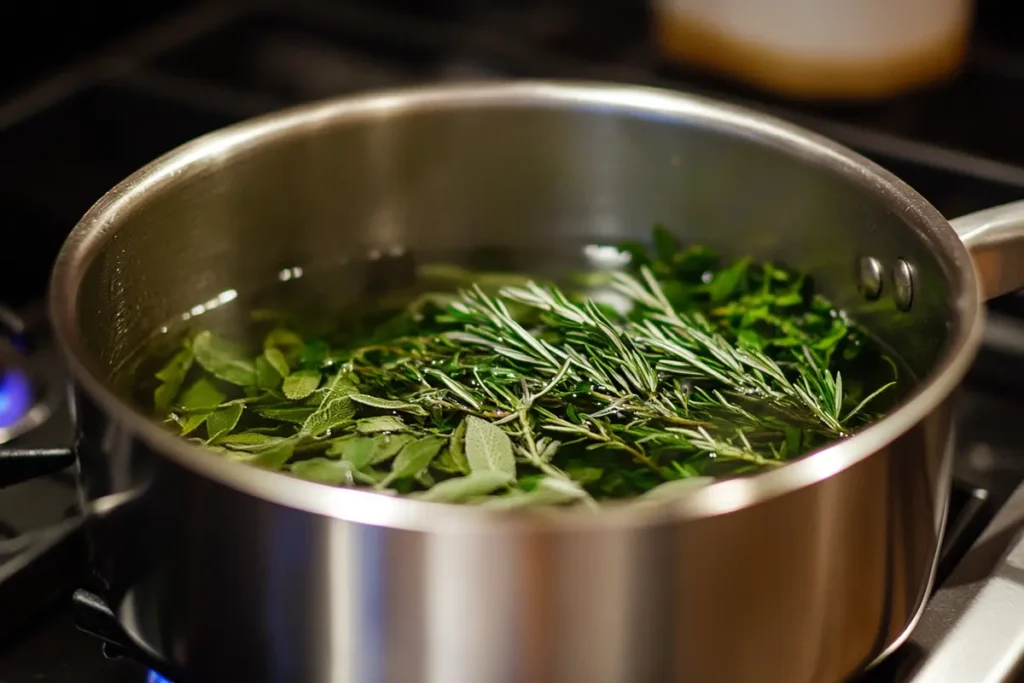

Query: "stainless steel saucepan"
(38, 82), (1024, 683)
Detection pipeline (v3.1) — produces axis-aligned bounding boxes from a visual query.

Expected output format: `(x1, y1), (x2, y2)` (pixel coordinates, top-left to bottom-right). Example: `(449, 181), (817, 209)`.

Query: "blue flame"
(0, 368), (32, 428)
(147, 671), (173, 683)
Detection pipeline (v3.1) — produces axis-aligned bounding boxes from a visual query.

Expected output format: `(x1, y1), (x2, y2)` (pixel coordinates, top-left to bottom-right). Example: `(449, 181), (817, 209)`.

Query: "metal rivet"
(893, 259), (914, 311)
(858, 257), (883, 300)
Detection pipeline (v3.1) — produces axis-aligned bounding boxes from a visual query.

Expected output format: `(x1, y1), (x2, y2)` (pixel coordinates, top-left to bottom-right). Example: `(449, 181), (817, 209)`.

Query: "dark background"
(0, 3), (196, 97)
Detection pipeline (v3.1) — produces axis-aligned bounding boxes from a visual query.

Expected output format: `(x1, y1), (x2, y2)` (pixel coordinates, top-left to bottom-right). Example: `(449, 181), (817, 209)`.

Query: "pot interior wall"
(73, 93), (960, 391)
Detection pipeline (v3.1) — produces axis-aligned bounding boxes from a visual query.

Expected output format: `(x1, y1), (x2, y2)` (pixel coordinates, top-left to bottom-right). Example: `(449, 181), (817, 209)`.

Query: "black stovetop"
(3, 1), (1024, 681)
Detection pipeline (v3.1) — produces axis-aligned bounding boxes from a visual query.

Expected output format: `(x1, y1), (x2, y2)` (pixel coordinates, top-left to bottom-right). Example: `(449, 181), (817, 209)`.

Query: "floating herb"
(143, 227), (900, 507)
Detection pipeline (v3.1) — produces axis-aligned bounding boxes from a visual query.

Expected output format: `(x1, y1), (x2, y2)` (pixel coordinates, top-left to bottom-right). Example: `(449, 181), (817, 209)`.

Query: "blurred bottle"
(652, 0), (975, 101)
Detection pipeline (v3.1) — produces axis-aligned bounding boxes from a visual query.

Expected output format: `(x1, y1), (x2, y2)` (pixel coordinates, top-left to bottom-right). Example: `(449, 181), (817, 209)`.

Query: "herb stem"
(516, 410), (572, 481)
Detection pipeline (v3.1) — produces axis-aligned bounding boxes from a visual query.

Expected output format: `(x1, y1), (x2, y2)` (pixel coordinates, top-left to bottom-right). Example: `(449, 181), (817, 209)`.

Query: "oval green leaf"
(206, 403), (243, 441)
(641, 477), (714, 502)
(416, 472), (512, 503)
(291, 458), (355, 486)
(282, 369), (322, 400)
(378, 435), (446, 488)
(464, 416), (516, 480)
(192, 330), (256, 386)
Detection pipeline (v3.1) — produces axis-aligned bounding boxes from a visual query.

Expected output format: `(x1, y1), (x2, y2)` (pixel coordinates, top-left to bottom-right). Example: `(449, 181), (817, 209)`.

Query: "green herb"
(282, 369), (321, 400)
(144, 227), (900, 507)
(464, 416), (517, 480)
(415, 471), (513, 503)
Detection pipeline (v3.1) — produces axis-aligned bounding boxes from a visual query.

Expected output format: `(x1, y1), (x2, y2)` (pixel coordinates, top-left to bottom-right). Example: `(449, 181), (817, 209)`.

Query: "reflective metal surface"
(952, 199), (1024, 300)
(44, 82), (1024, 682)
(899, 481), (1024, 683)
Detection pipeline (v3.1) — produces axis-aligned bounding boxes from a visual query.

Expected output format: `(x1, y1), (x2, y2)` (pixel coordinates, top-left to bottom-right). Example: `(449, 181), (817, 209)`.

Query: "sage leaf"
(263, 347), (291, 378)
(282, 369), (322, 400)
(291, 458), (355, 486)
(415, 471), (512, 503)
(349, 394), (428, 417)
(325, 436), (376, 470)
(464, 416), (516, 480)
(216, 433), (287, 451)
(641, 477), (714, 501)
(248, 441), (295, 470)
(301, 397), (355, 436)
(368, 433), (417, 465)
(378, 435), (446, 488)
(263, 327), (304, 354)
(192, 330), (256, 386)
(433, 447), (461, 474)
(176, 377), (225, 436)
(565, 465), (603, 485)
(355, 415), (407, 434)
(448, 417), (470, 474)
(177, 376), (224, 410)
(484, 477), (588, 509)
(257, 406), (316, 424)
(154, 347), (194, 413)
(300, 372), (359, 436)
(320, 372), (360, 400)
(206, 403), (244, 441)
(254, 355), (283, 391)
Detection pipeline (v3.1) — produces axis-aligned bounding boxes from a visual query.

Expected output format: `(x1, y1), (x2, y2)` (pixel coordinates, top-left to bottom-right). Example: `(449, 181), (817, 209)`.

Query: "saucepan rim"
(48, 80), (982, 532)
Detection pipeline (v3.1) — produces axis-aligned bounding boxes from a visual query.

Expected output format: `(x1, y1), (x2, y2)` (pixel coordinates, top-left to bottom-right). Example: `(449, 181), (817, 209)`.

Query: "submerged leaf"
(263, 328), (305, 358)
(326, 436), (376, 470)
(154, 347), (194, 413)
(368, 433), (417, 466)
(263, 347), (291, 378)
(254, 355), (283, 391)
(379, 435), (446, 487)
(177, 376), (224, 410)
(291, 458), (355, 486)
(248, 441), (295, 470)
(447, 418), (470, 474)
(175, 377), (225, 436)
(415, 471), (512, 503)
(192, 330), (256, 386)
(206, 403), (244, 441)
(483, 477), (588, 509)
(641, 477), (714, 501)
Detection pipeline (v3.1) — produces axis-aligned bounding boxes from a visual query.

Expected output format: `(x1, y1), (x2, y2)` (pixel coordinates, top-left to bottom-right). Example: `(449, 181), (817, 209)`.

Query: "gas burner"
(0, 303), (63, 446)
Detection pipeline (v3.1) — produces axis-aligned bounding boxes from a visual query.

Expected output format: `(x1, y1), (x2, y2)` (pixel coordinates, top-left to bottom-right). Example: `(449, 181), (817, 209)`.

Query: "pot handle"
(950, 199), (1024, 300)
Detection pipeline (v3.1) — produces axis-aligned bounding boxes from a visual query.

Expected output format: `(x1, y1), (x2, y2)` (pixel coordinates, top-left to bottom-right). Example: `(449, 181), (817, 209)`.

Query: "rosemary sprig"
(144, 227), (899, 506)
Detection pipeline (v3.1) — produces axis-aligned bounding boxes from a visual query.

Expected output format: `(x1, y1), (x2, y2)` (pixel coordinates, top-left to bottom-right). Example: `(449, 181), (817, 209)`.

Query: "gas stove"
(2, 1), (1024, 681)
